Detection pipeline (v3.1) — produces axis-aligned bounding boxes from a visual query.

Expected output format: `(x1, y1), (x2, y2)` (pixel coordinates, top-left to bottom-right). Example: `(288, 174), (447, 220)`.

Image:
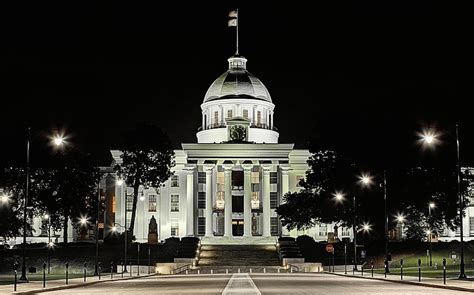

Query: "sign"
(325, 243), (334, 253)
(360, 250), (366, 258)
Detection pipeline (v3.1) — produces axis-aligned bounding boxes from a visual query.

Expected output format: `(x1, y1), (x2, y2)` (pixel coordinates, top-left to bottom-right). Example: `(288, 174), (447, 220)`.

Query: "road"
(44, 273), (467, 294)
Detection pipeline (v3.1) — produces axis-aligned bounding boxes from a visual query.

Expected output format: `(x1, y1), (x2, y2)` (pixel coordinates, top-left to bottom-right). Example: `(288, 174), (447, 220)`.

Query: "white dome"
(203, 56), (272, 103)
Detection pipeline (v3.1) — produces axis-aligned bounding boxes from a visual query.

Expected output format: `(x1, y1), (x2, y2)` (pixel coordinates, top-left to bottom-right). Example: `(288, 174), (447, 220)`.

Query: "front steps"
(198, 244), (280, 267)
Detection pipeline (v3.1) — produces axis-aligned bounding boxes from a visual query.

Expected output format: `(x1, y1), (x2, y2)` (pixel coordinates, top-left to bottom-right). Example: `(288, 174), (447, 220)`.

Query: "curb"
(326, 272), (474, 293)
(13, 273), (157, 294)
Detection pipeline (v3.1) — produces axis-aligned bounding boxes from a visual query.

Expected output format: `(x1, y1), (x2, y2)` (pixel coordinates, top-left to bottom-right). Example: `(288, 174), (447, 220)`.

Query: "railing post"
(148, 246), (151, 275)
(121, 261), (124, 278)
(111, 261), (114, 279)
(137, 244), (140, 276)
(14, 261), (18, 292)
(443, 258), (446, 285)
(43, 261), (46, 288)
(211, 269), (213, 274)
(98, 262), (101, 280)
(400, 259), (403, 280)
(65, 261), (69, 285)
(384, 260), (387, 278)
(129, 260), (132, 277)
(84, 262), (87, 282)
(361, 264), (364, 277)
(371, 261), (374, 278)
(418, 259), (421, 282)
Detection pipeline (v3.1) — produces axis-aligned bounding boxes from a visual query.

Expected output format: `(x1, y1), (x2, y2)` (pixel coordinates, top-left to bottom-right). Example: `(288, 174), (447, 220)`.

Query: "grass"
(0, 273), (86, 285)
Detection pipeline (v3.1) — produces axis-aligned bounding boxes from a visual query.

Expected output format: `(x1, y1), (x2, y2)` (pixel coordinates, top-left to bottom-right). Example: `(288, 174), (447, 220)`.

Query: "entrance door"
(232, 220), (244, 236)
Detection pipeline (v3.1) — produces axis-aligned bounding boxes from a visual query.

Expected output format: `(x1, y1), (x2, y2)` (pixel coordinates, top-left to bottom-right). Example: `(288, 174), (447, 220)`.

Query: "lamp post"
(352, 194), (358, 271)
(111, 223), (127, 273)
(20, 129), (65, 282)
(44, 214), (52, 274)
(94, 180), (101, 276)
(428, 202), (435, 267)
(116, 178), (128, 273)
(420, 125), (466, 278)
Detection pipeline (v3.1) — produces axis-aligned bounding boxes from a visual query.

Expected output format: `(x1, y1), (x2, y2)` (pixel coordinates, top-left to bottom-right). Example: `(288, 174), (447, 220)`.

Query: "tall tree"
(35, 150), (100, 243)
(277, 150), (373, 232)
(115, 123), (175, 238)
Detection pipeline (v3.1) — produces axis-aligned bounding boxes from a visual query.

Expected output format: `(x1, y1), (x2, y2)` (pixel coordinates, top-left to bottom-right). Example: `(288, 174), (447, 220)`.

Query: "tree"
(115, 123), (175, 238)
(35, 150), (100, 243)
(277, 150), (370, 233)
(0, 167), (38, 240)
(388, 167), (470, 240)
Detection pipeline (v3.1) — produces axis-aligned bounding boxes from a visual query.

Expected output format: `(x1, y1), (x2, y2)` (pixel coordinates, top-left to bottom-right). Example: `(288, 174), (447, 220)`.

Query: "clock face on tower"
(229, 125), (247, 142)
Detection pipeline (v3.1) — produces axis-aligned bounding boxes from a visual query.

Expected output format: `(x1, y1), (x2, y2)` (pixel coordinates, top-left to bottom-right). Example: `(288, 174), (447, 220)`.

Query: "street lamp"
(111, 222), (128, 273)
(396, 214), (406, 240)
(420, 125), (466, 278)
(1, 193), (10, 204)
(20, 129), (66, 282)
(43, 214), (52, 274)
(116, 178), (128, 273)
(333, 191), (345, 203)
(428, 202), (435, 267)
(360, 171), (390, 274)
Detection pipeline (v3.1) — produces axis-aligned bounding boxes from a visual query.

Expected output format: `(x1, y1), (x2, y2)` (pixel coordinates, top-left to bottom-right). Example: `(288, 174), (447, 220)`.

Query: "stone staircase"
(198, 244), (280, 267)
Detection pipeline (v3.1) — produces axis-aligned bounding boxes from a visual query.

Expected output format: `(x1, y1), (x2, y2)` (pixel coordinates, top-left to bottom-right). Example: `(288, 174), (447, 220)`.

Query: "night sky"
(0, 1), (468, 170)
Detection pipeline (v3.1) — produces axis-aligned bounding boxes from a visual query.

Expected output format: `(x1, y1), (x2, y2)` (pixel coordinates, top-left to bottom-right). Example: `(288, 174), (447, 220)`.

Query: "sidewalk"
(328, 270), (474, 292)
(0, 272), (156, 295)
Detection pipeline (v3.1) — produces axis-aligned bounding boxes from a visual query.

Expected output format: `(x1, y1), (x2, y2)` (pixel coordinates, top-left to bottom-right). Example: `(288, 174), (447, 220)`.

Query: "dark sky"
(0, 1), (469, 169)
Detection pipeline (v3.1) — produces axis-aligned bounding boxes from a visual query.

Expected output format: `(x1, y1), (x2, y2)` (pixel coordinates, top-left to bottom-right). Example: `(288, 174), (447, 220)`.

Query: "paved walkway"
(330, 270), (474, 292)
(0, 272), (154, 294)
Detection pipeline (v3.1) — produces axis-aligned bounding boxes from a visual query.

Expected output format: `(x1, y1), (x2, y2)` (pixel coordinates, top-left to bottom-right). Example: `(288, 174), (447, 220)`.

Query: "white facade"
(110, 55), (349, 242)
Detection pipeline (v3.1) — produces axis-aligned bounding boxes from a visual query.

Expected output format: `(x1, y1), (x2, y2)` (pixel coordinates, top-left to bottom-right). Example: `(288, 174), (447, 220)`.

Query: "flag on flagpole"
(228, 18), (237, 27)
(229, 10), (238, 18)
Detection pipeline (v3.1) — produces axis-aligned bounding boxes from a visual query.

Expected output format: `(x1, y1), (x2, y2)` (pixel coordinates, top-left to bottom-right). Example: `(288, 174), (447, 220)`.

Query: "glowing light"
(333, 191), (345, 202)
(116, 179), (124, 186)
(426, 230), (431, 235)
(79, 216), (89, 226)
(53, 136), (64, 146)
(44, 214), (50, 220)
(429, 202), (436, 209)
(359, 174), (373, 186)
(1, 194), (10, 204)
(361, 222), (372, 232)
(418, 129), (439, 148)
(48, 241), (55, 248)
(396, 214), (405, 223)
(112, 226), (117, 232)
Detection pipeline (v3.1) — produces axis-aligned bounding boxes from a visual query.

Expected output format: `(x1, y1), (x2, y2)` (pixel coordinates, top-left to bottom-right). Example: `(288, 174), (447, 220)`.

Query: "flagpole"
(236, 8), (239, 56)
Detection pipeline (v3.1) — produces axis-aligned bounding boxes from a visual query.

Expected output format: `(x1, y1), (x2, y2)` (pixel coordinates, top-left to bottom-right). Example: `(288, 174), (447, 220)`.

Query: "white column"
(280, 168), (290, 236)
(224, 166), (233, 237)
(204, 165), (214, 237)
(186, 167), (195, 236)
(262, 165), (271, 237)
(243, 165), (252, 236)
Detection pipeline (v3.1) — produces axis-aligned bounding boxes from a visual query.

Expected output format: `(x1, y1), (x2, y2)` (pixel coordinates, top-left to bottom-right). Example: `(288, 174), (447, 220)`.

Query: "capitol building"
(110, 54), (353, 243)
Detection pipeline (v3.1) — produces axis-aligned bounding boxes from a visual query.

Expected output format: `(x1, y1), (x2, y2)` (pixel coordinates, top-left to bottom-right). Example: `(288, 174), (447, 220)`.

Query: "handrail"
(173, 264), (192, 275)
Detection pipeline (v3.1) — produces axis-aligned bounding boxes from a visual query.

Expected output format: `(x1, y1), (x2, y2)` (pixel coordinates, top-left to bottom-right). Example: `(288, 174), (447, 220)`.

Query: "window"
(198, 172), (206, 184)
(214, 111), (219, 126)
(270, 172), (278, 184)
(171, 175), (179, 187)
(251, 192), (260, 209)
(470, 217), (474, 236)
(341, 227), (350, 236)
(257, 111), (262, 126)
(243, 109), (248, 118)
(198, 192), (206, 209)
(319, 224), (327, 237)
(251, 172), (259, 183)
(149, 194), (157, 212)
(227, 109), (233, 118)
(171, 222), (179, 236)
(126, 194), (133, 211)
(197, 217), (205, 235)
(171, 194), (179, 212)
(296, 175), (305, 187)
(112, 196), (116, 213)
(270, 192), (278, 209)
(271, 217), (279, 236)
